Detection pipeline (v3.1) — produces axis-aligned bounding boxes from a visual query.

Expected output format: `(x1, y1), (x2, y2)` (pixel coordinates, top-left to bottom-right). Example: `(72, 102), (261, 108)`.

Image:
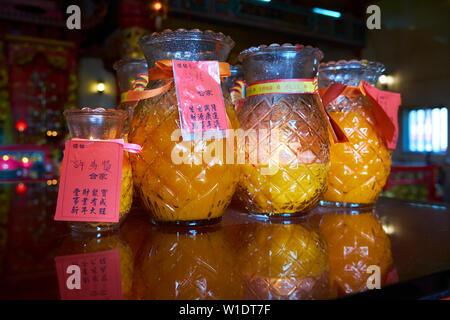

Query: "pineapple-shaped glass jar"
(235, 44), (330, 216)
(64, 108), (133, 232)
(128, 29), (239, 226)
(113, 57), (148, 135)
(319, 60), (391, 207)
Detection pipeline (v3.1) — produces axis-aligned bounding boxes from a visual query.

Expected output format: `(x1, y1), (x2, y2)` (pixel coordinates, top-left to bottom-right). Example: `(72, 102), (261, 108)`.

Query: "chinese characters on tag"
(172, 60), (229, 141)
(55, 140), (123, 223)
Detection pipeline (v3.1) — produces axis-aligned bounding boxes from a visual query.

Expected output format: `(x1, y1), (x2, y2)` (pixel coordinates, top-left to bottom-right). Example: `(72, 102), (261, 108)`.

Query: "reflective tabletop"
(0, 182), (449, 299)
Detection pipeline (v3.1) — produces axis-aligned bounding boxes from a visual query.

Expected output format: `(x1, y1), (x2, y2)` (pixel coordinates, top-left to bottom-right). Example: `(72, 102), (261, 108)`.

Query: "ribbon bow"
(124, 60), (231, 102)
(320, 80), (401, 149)
(120, 73), (149, 103)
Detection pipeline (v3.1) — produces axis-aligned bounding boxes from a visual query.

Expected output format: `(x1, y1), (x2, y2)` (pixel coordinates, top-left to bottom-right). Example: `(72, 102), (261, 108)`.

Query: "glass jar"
(134, 225), (241, 299)
(64, 108), (133, 232)
(235, 44), (330, 216)
(318, 208), (393, 296)
(319, 60), (391, 207)
(223, 65), (243, 92)
(223, 65), (244, 110)
(113, 57), (148, 135)
(128, 29), (239, 226)
(238, 219), (331, 300)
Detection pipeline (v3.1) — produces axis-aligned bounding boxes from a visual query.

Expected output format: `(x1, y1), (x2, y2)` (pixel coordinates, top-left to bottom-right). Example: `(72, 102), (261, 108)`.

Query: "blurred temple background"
(0, 0), (448, 202)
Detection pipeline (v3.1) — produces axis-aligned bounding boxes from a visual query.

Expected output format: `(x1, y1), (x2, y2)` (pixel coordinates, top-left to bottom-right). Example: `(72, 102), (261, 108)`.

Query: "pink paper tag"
(55, 249), (122, 300)
(172, 60), (229, 141)
(362, 81), (402, 149)
(54, 140), (123, 223)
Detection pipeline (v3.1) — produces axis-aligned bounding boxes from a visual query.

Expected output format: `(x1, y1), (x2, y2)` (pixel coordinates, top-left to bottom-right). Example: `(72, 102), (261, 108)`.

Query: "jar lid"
(139, 28), (235, 50)
(320, 59), (385, 73)
(238, 43), (323, 62)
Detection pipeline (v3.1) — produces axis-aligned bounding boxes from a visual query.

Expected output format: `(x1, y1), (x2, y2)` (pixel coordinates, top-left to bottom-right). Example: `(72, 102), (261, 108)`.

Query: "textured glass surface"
(319, 59), (385, 87)
(138, 29), (234, 67)
(236, 44), (330, 215)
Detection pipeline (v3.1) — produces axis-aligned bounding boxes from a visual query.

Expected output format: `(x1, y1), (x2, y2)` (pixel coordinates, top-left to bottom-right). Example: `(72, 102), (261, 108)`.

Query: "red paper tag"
(55, 249), (122, 300)
(54, 139), (123, 223)
(172, 60), (229, 141)
(361, 81), (402, 149)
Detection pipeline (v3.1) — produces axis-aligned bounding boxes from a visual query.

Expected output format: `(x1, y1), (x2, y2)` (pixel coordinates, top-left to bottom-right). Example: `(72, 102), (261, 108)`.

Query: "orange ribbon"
(148, 59), (231, 81)
(319, 81), (398, 148)
(317, 83), (349, 143)
(123, 60), (232, 103)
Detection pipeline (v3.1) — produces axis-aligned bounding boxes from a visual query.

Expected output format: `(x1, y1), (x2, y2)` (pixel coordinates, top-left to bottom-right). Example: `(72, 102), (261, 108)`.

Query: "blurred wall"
(160, 17), (360, 65)
(362, 0), (450, 200)
(362, 0), (450, 165)
(78, 57), (117, 108)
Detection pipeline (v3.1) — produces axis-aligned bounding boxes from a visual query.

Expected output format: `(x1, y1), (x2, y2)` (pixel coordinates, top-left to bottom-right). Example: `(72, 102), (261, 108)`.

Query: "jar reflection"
(134, 225), (242, 299)
(317, 208), (394, 296)
(236, 218), (331, 300)
(57, 231), (134, 299)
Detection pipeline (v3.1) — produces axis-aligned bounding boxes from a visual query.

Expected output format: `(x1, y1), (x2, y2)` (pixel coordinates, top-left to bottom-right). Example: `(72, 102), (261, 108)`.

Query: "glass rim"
(238, 43), (324, 62)
(319, 59), (385, 73)
(138, 28), (235, 50)
(64, 108), (127, 119)
(113, 57), (147, 71)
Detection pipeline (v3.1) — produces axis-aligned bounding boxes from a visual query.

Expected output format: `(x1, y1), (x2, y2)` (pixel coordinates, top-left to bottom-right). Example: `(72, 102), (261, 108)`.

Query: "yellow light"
(46, 130), (52, 136)
(47, 180), (52, 186)
(379, 75), (388, 84)
(22, 157), (29, 164)
(52, 179), (58, 185)
(153, 1), (162, 10)
(89, 136), (94, 140)
(2, 155), (9, 161)
(386, 75), (395, 85)
(379, 75), (395, 86)
(52, 131), (58, 136)
(96, 82), (105, 93)
(382, 224), (395, 235)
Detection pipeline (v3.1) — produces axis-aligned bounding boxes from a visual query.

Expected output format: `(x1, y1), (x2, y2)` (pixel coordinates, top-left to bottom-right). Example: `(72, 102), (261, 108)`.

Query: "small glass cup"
(63, 108), (133, 232)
